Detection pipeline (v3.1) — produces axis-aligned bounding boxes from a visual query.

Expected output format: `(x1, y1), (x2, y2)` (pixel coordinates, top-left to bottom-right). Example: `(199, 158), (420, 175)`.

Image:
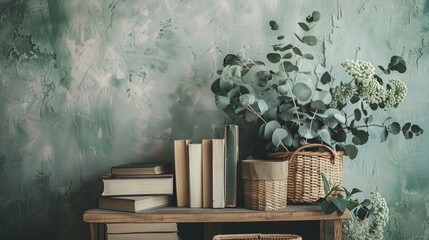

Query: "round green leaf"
(320, 72), (331, 84)
(277, 35), (284, 40)
(311, 100), (326, 110)
(264, 120), (281, 140)
(312, 11), (321, 22)
(272, 128), (288, 147)
(333, 113), (346, 124)
(332, 130), (346, 142)
(269, 20), (279, 30)
(318, 127), (331, 144)
(411, 124), (423, 136)
(239, 94), (255, 106)
(267, 53), (282, 63)
(257, 99), (269, 115)
(215, 95), (231, 109)
(302, 35), (317, 46)
(292, 82), (312, 102)
(345, 145), (358, 159)
(388, 122), (401, 135)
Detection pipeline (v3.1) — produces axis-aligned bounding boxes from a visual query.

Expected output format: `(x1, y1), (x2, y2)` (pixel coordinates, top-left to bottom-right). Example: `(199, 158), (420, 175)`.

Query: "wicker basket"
(242, 160), (288, 211)
(269, 143), (344, 203)
(213, 233), (302, 240)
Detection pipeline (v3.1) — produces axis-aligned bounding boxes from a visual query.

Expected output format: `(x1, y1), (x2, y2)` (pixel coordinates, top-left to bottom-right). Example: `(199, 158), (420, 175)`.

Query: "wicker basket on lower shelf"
(212, 233), (302, 240)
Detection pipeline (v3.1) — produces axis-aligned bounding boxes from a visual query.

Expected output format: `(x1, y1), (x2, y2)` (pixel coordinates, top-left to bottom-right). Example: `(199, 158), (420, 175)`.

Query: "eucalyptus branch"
(241, 103), (267, 123)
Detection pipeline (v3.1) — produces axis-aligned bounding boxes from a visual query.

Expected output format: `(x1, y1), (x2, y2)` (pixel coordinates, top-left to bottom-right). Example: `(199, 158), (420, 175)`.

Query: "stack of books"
(105, 222), (178, 240)
(98, 161), (178, 239)
(173, 124), (239, 209)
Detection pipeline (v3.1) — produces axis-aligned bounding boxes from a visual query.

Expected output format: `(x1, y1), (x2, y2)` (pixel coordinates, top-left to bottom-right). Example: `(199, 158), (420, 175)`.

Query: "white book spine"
(188, 143), (203, 208)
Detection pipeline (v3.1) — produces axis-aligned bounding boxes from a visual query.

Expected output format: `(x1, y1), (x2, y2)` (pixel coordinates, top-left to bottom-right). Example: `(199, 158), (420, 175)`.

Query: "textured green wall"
(0, 0), (428, 239)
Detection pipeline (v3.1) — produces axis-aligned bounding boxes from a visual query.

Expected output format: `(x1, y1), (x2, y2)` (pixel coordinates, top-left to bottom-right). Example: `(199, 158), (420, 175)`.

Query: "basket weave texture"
(212, 233), (302, 240)
(269, 143), (344, 203)
(243, 179), (287, 211)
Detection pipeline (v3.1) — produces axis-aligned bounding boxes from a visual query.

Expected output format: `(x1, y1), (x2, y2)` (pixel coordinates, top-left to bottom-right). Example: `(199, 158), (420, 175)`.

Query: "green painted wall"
(0, 0), (428, 239)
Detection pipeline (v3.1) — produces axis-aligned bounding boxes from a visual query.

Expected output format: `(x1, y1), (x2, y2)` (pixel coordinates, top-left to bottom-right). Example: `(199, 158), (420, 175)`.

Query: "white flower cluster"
(342, 192), (390, 240)
(341, 60), (407, 110)
(330, 83), (354, 108)
(343, 217), (369, 240)
(384, 79), (407, 110)
(368, 192), (389, 239)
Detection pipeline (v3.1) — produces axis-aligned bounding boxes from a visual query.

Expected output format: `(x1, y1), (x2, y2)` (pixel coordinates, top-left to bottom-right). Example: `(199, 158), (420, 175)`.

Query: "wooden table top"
(83, 205), (349, 223)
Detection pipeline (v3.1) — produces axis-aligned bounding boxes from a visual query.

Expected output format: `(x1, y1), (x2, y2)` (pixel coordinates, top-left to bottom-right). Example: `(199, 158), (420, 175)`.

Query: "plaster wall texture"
(0, 0), (428, 239)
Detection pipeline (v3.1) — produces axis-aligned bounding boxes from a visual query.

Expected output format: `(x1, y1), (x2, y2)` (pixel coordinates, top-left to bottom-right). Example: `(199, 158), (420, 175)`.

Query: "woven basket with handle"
(213, 233), (302, 240)
(269, 143), (344, 203)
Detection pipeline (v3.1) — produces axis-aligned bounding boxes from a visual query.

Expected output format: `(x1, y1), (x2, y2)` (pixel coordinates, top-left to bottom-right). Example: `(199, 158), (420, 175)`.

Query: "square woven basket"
(242, 160), (288, 211)
(212, 233), (302, 240)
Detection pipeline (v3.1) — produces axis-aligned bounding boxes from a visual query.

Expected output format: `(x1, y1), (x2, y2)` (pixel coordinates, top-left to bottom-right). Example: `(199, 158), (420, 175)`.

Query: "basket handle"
(289, 143), (337, 164)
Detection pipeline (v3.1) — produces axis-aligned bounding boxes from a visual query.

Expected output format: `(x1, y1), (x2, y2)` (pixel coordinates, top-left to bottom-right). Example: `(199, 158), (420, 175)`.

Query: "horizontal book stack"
(173, 125), (239, 209)
(105, 222), (178, 240)
(99, 161), (178, 239)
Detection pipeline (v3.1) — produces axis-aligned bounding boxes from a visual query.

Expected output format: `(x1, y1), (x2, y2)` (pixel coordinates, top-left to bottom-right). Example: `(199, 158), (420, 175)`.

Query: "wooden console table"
(83, 205), (349, 240)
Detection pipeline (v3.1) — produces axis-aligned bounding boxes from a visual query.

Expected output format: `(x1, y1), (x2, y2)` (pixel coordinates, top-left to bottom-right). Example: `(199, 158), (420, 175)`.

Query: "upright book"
(212, 138), (225, 208)
(224, 124), (239, 207)
(173, 139), (192, 207)
(101, 174), (174, 196)
(201, 139), (212, 208)
(111, 162), (171, 175)
(98, 195), (171, 212)
(188, 143), (202, 208)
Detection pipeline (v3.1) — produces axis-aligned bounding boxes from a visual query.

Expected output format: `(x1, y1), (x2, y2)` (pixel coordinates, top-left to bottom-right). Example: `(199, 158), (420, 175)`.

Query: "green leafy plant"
(317, 173), (370, 217)
(317, 174), (389, 240)
(211, 11), (423, 159)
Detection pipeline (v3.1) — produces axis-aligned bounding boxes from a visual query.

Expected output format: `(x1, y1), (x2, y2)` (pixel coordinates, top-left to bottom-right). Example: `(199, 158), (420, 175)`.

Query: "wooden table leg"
(320, 220), (342, 240)
(204, 223), (223, 240)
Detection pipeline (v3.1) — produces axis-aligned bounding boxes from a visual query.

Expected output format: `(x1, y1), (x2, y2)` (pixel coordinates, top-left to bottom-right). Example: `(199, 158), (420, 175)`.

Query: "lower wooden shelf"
(83, 205), (349, 240)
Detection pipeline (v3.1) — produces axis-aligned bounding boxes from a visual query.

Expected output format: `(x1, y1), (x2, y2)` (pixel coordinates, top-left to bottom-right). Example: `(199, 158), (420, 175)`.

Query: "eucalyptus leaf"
(331, 130), (347, 142)
(269, 20), (279, 30)
(215, 95), (231, 109)
(302, 35), (317, 46)
(311, 100), (326, 110)
(239, 94), (255, 106)
(380, 128), (388, 142)
(277, 35), (284, 40)
(293, 47), (303, 56)
(303, 53), (314, 60)
(388, 122), (401, 135)
(267, 53), (282, 63)
(312, 11), (321, 22)
(345, 144), (358, 159)
(368, 126), (378, 139)
(264, 120), (281, 140)
(333, 113), (346, 124)
(411, 124), (423, 136)
(282, 61), (299, 72)
(283, 52), (293, 59)
(272, 128), (289, 147)
(292, 82), (312, 102)
(318, 127), (331, 144)
(320, 72), (331, 84)
(354, 109), (361, 121)
(298, 22), (310, 31)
